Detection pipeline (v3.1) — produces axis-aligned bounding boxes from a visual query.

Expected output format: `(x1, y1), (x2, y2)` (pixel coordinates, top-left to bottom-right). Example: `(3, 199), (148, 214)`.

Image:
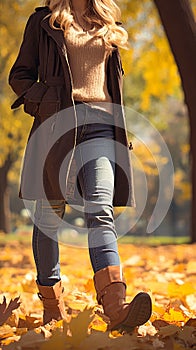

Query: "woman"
(9, 0), (152, 333)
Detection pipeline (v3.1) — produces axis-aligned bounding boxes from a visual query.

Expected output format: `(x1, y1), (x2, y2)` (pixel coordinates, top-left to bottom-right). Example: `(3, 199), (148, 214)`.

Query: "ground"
(0, 233), (196, 349)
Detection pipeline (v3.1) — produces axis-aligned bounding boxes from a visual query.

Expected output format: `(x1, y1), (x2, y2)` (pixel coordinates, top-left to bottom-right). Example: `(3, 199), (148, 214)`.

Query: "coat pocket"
(24, 82), (48, 117)
(38, 86), (60, 121)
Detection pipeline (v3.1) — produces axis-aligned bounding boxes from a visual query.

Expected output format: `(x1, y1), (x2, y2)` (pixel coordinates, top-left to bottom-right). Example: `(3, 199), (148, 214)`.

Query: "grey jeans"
(32, 103), (120, 286)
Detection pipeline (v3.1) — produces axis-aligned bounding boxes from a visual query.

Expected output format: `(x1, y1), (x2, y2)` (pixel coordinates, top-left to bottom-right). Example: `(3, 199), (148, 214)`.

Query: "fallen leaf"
(158, 324), (181, 338)
(0, 324), (16, 340)
(18, 315), (42, 330)
(68, 307), (94, 347)
(163, 308), (187, 324)
(184, 318), (196, 327)
(0, 296), (20, 326)
(153, 319), (170, 329)
(138, 323), (157, 336)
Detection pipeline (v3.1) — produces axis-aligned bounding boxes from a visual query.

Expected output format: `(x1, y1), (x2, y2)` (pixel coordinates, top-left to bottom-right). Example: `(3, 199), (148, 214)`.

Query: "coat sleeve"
(8, 12), (40, 101)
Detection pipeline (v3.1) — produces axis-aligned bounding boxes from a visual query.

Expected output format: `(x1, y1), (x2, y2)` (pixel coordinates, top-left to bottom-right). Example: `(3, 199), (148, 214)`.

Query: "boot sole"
(110, 292), (152, 334)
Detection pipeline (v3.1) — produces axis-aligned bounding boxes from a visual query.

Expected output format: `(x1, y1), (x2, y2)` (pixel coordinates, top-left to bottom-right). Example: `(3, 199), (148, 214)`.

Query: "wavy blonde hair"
(44, 0), (128, 49)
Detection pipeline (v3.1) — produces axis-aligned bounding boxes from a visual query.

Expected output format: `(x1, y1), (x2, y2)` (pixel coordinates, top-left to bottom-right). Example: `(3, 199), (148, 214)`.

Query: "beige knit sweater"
(65, 24), (113, 114)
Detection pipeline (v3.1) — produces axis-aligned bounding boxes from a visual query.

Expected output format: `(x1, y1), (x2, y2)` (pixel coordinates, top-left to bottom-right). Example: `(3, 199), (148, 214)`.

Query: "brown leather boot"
(37, 280), (67, 324)
(94, 265), (152, 333)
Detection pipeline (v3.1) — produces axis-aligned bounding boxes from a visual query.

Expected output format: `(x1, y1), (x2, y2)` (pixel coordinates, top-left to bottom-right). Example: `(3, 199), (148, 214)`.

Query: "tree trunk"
(153, 0), (196, 243)
(0, 156), (12, 233)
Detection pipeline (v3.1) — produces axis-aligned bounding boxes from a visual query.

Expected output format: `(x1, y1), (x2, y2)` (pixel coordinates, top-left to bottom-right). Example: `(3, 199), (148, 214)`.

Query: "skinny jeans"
(32, 103), (120, 286)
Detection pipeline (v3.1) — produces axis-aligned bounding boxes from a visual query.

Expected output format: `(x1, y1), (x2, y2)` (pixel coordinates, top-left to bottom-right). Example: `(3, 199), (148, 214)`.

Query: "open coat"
(9, 6), (135, 207)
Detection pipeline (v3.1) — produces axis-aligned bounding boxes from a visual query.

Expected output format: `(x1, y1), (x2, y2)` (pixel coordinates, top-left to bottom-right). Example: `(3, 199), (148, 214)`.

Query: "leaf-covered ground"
(0, 236), (196, 350)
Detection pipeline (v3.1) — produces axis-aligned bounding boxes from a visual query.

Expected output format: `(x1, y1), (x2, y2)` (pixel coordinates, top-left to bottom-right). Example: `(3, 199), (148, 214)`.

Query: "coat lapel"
(40, 15), (67, 54)
(40, 13), (73, 98)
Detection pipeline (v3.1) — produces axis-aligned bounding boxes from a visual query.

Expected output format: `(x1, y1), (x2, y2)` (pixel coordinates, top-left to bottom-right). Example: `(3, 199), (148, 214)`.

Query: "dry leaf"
(0, 324), (16, 340)
(158, 324), (181, 338)
(153, 319), (170, 329)
(0, 296), (20, 326)
(184, 318), (196, 327)
(138, 323), (157, 336)
(18, 315), (42, 330)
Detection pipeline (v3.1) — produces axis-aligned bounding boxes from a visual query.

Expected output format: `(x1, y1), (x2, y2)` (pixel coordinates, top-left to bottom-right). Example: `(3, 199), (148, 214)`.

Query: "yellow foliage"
(136, 36), (181, 110)
(174, 170), (192, 203)
(132, 139), (168, 176)
(121, 0), (183, 111)
(120, 48), (134, 75)
(181, 144), (190, 155)
(0, 0), (36, 184)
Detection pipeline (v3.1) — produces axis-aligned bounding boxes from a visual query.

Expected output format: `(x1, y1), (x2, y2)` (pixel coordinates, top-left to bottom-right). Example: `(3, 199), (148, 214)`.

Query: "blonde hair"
(44, 0), (128, 49)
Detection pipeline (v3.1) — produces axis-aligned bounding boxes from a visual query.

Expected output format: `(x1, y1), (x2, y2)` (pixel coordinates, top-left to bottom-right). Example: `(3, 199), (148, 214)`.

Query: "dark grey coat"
(9, 6), (135, 207)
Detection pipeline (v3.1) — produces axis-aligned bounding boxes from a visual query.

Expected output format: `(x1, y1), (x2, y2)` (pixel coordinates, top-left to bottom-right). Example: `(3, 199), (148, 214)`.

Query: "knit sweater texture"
(65, 24), (113, 114)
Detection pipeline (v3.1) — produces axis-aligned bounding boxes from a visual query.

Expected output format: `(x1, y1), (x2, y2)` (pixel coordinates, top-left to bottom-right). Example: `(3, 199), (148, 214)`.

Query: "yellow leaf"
(91, 314), (108, 332)
(168, 282), (195, 299)
(84, 278), (94, 293)
(152, 304), (166, 317)
(163, 309), (186, 324)
(68, 307), (94, 347)
(0, 324), (16, 340)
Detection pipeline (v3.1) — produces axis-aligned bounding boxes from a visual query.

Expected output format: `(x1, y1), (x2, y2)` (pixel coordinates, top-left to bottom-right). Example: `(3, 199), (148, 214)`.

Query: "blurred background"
(0, 0), (195, 245)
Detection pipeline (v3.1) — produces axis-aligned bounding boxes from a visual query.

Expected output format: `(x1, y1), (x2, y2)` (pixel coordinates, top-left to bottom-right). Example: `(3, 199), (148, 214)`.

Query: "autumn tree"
(0, 0), (36, 232)
(120, 0), (195, 241)
(120, 1), (190, 237)
(153, 0), (196, 242)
